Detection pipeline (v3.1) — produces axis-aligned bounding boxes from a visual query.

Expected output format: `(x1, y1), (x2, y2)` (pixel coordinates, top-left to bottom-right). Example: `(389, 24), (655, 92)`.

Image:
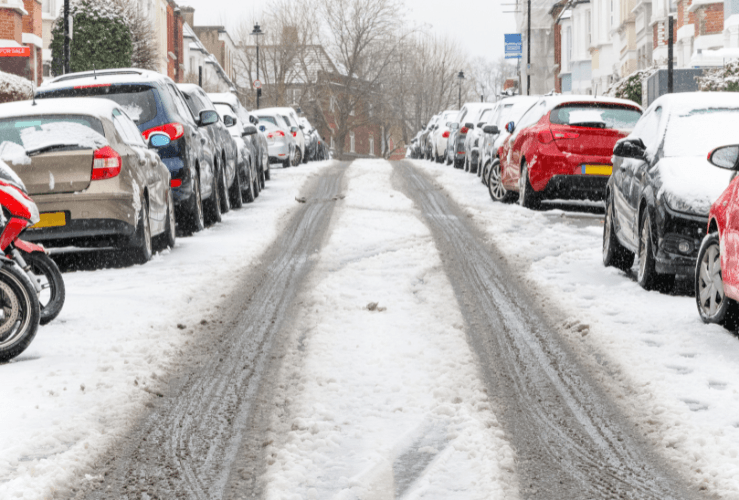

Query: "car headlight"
(665, 194), (705, 216)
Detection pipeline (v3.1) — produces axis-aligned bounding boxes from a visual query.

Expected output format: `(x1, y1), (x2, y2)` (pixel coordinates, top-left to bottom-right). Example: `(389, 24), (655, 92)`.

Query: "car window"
(0, 115), (107, 152)
(281, 115), (292, 128)
(258, 115), (277, 126)
(196, 89), (216, 111)
(112, 109), (145, 146)
(167, 84), (196, 124)
(38, 85), (159, 124)
(180, 89), (208, 117)
(478, 109), (491, 123)
(512, 99), (547, 135)
(549, 104), (641, 130)
(632, 106), (662, 147)
(214, 104), (238, 126)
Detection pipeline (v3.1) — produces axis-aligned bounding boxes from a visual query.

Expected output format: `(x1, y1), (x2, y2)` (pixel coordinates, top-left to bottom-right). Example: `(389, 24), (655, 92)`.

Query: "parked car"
(410, 132), (423, 159)
(298, 116), (321, 161)
(208, 93), (270, 184)
(603, 92), (739, 291)
(462, 103), (495, 173)
(481, 96), (539, 200)
(420, 115), (440, 160)
(430, 109), (458, 163)
(258, 107), (306, 164)
(695, 143), (739, 327)
(448, 103), (491, 169)
(211, 100), (260, 204)
(498, 95), (642, 209)
(36, 68), (218, 233)
(257, 117), (296, 168)
(177, 84), (237, 218)
(0, 98), (175, 263)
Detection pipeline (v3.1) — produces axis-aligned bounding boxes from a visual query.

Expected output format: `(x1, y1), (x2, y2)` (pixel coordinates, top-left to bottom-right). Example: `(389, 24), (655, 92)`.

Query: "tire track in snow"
(395, 161), (699, 500)
(72, 164), (347, 500)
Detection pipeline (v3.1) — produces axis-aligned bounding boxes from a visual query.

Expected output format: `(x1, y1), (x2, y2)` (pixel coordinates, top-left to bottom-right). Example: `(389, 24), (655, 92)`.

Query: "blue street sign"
(505, 34), (522, 59)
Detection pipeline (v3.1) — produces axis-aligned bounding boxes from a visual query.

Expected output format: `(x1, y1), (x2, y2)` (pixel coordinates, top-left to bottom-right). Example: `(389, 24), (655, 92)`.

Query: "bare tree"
(467, 56), (517, 102)
(111, 0), (158, 71)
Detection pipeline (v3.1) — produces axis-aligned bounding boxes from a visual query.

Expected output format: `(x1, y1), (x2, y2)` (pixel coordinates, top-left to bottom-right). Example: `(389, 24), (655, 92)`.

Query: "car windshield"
(258, 115), (278, 126)
(549, 104), (641, 130)
(38, 85), (158, 124)
(0, 115), (106, 153)
(664, 107), (739, 158)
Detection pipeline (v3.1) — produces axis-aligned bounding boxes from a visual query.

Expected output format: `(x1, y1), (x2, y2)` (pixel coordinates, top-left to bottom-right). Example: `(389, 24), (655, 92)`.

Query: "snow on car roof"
(176, 83), (203, 94)
(39, 68), (172, 92)
(207, 92), (240, 108)
(541, 94), (643, 111)
(651, 91), (739, 112)
(0, 97), (121, 120)
(258, 107), (298, 115)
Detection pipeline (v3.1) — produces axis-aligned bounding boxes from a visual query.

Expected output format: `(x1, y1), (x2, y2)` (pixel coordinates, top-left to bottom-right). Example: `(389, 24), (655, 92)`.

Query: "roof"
(38, 68), (173, 92)
(0, 98), (121, 120)
(207, 92), (240, 109)
(258, 107), (298, 115)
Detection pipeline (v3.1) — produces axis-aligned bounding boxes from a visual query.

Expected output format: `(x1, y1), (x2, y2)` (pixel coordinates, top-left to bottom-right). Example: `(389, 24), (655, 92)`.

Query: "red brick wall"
(166, 3), (175, 80)
(696, 3), (723, 35)
(0, 10), (22, 43)
(22, 0), (41, 37)
(653, 22), (659, 49)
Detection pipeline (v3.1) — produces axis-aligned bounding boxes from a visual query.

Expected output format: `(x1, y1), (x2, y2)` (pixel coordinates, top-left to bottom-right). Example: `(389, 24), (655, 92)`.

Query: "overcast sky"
(178, 0), (518, 65)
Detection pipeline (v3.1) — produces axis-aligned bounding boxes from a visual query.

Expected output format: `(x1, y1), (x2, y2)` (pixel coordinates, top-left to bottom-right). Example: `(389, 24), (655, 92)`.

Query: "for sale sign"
(505, 34), (522, 59)
(0, 47), (30, 57)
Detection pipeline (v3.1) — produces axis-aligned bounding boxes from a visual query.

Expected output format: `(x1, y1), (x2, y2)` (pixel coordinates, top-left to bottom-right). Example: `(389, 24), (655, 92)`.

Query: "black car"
(178, 84), (238, 219)
(36, 68), (219, 233)
(603, 92), (739, 290)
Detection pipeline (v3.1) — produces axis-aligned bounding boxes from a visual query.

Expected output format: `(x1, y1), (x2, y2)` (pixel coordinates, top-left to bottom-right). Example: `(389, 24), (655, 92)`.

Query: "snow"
(663, 107), (739, 158)
(19, 122), (108, 153)
(412, 158), (739, 497)
(567, 109), (606, 125)
(261, 160), (518, 499)
(656, 156), (732, 215)
(0, 141), (31, 165)
(0, 161), (335, 499)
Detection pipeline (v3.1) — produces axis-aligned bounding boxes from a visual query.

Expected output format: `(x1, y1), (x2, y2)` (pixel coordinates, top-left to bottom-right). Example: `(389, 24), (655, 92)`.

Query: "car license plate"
(581, 164), (612, 176)
(32, 212), (66, 228)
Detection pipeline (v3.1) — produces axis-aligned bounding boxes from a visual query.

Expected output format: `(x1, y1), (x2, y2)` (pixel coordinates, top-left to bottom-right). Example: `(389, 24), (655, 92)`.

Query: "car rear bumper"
(541, 175), (608, 201)
(268, 143), (289, 160)
(530, 148), (613, 200)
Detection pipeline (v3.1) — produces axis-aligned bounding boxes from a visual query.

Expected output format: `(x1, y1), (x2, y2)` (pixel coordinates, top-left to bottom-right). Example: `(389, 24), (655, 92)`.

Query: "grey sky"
(179, 0), (517, 64)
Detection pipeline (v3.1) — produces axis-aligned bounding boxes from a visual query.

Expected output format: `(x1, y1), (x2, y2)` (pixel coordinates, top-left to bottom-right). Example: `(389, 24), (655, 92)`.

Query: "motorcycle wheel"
(22, 251), (65, 325)
(0, 263), (40, 362)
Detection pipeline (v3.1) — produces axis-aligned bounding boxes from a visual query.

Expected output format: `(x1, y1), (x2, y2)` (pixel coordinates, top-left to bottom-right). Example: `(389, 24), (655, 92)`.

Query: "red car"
(497, 96), (643, 208)
(696, 144), (739, 326)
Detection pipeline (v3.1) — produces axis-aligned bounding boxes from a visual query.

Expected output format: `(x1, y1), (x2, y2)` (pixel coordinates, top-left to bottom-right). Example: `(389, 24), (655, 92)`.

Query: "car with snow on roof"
(256, 111), (298, 168)
(603, 92), (739, 291)
(430, 109), (458, 163)
(461, 103), (495, 173)
(35, 68), (219, 234)
(0, 98), (175, 263)
(258, 107), (306, 164)
(498, 94), (642, 209)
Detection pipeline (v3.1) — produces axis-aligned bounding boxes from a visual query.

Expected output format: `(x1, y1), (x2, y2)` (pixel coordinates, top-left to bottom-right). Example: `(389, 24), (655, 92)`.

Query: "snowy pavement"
(412, 158), (739, 497)
(0, 161), (334, 499)
(260, 159), (518, 499)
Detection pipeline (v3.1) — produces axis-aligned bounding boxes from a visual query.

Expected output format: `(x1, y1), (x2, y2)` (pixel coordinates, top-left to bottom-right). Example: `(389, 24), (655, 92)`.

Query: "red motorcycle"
(0, 163), (42, 362)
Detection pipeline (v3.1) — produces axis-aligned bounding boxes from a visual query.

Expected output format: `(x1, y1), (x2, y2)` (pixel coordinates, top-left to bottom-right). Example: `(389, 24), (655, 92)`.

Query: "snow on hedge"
(605, 68), (656, 106)
(0, 71), (32, 105)
(698, 60), (739, 92)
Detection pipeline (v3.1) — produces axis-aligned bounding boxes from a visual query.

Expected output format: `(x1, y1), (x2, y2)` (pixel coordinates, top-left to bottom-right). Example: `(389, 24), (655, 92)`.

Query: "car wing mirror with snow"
(223, 115), (236, 127)
(708, 145), (739, 170)
(242, 125), (258, 137)
(505, 121), (515, 133)
(477, 121), (486, 129)
(464, 122), (475, 130)
(483, 125), (500, 135)
(198, 109), (219, 127)
(613, 138), (646, 161)
(148, 132), (171, 149)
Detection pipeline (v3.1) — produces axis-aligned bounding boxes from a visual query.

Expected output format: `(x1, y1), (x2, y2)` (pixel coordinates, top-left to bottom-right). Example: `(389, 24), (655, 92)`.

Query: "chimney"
(180, 6), (195, 27)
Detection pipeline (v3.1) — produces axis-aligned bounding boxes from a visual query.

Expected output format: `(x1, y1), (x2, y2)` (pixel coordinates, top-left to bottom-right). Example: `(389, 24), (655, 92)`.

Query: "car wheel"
(518, 162), (541, 209)
(696, 232), (739, 326)
(264, 160), (271, 180)
(602, 196), (634, 271)
(128, 198), (152, 264)
(488, 160), (514, 203)
(293, 148), (302, 166)
(184, 170), (205, 234)
(254, 171), (261, 198)
(243, 168), (255, 203)
(445, 152), (452, 166)
(229, 166), (244, 209)
(205, 166), (222, 225)
(637, 208), (673, 291)
(463, 156), (469, 172)
(219, 162), (230, 214)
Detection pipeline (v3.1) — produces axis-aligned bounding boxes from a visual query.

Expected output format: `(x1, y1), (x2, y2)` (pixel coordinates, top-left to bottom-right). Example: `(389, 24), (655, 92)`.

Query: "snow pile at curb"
(0, 161), (334, 499)
(262, 160), (518, 499)
(412, 159), (739, 496)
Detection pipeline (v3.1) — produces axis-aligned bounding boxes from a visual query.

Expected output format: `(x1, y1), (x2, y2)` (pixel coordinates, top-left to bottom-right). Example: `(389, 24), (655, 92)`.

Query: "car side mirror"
(198, 109), (219, 126)
(290, 126), (298, 133)
(148, 132), (171, 148)
(477, 121), (486, 129)
(223, 115), (236, 127)
(505, 121), (515, 133)
(465, 122), (474, 130)
(613, 138), (647, 160)
(483, 125), (500, 135)
(299, 124), (305, 130)
(242, 125), (257, 136)
(708, 145), (739, 170)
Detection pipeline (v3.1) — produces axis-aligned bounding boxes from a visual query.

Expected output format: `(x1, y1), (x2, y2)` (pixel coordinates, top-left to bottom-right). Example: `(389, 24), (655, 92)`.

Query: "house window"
(291, 88), (301, 105)
(350, 132), (355, 153)
(369, 136), (374, 156)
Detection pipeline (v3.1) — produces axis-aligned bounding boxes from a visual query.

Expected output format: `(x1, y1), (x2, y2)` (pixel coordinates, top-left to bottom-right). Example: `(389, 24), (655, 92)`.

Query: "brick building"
(166, 0), (184, 82)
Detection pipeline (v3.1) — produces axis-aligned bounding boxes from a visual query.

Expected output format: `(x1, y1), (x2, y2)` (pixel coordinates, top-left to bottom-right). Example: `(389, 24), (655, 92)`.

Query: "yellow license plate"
(32, 212), (66, 228)
(581, 164), (612, 176)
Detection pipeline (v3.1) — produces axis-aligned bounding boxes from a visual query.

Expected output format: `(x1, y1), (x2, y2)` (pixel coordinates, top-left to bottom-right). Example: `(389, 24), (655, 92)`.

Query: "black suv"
(36, 68), (220, 233)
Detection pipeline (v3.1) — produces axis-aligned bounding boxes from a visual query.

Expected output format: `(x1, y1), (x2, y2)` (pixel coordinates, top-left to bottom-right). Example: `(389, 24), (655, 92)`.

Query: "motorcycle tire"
(21, 251), (65, 325)
(0, 262), (40, 362)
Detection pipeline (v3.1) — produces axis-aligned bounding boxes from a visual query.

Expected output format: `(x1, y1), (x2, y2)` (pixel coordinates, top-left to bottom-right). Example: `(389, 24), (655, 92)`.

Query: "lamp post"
(63, 0), (70, 74)
(251, 22), (264, 109)
(457, 70), (465, 109)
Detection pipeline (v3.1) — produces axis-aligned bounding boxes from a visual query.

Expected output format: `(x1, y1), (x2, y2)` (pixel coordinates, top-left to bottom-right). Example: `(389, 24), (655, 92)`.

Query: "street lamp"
(251, 22), (265, 109)
(457, 70), (465, 109)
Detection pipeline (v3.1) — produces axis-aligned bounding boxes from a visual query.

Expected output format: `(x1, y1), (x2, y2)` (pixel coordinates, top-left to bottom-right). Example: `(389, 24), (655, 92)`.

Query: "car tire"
(156, 189), (177, 251)
(488, 160), (515, 203)
(183, 170), (205, 234)
(293, 148), (302, 166)
(264, 161), (271, 180)
(518, 162), (541, 210)
(254, 171), (261, 198)
(219, 162), (230, 215)
(229, 167), (244, 209)
(128, 198), (153, 264)
(637, 208), (673, 291)
(602, 196), (634, 272)
(243, 169), (255, 203)
(696, 232), (739, 327)
(205, 167), (222, 225)
(23, 251), (65, 325)
(445, 153), (452, 166)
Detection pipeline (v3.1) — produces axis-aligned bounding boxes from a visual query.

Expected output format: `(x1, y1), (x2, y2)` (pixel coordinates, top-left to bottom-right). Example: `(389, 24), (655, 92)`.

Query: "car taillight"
(267, 130), (285, 139)
(537, 130), (554, 144)
(292, 131), (297, 137)
(91, 146), (122, 180)
(553, 132), (580, 140)
(460, 127), (469, 134)
(73, 83), (111, 89)
(142, 123), (184, 141)
(170, 179), (182, 188)
(442, 131), (450, 138)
